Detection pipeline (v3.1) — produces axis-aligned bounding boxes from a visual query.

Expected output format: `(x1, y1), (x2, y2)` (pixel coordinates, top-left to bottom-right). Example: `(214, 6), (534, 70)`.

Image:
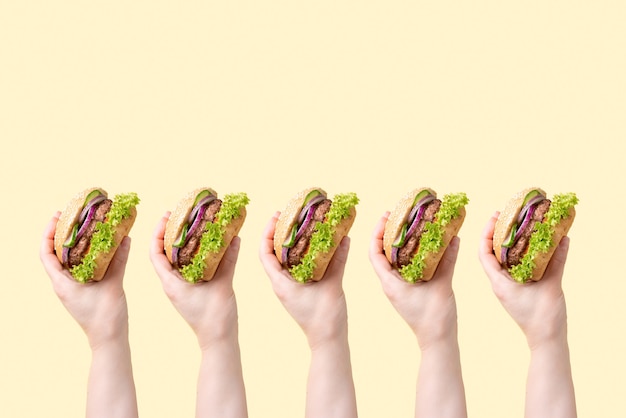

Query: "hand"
(478, 212), (570, 349)
(369, 212), (460, 350)
(40, 212), (132, 350)
(149, 212), (241, 350)
(259, 212), (350, 349)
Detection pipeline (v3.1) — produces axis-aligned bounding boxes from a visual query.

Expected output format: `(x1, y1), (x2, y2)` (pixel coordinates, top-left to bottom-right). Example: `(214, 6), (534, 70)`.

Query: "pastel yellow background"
(1, 2), (624, 417)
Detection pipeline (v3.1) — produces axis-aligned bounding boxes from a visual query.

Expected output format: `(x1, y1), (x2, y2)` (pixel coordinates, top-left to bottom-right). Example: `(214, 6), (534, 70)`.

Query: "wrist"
(526, 321), (569, 352)
(198, 324), (240, 352)
(414, 319), (459, 352)
(308, 325), (349, 352)
(87, 321), (130, 352)
(528, 327), (569, 353)
(418, 329), (460, 354)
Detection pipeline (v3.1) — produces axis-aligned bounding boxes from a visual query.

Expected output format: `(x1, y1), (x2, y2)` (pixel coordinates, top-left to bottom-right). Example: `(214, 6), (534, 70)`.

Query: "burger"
(493, 187), (578, 283)
(274, 187), (359, 283)
(383, 188), (468, 283)
(54, 187), (139, 283)
(164, 187), (249, 283)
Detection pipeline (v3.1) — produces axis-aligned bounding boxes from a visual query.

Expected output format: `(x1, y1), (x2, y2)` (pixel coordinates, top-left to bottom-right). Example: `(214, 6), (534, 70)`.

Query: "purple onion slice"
(78, 195), (106, 226)
(172, 246), (179, 265)
(405, 204), (428, 240)
(297, 195), (326, 224)
(62, 245), (70, 265)
(391, 246), (399, 265)
(294, 205), (317, 243)
(516, 195), (544, 224)
(188, 195), (217, 224)
(185, 204), (208, 242)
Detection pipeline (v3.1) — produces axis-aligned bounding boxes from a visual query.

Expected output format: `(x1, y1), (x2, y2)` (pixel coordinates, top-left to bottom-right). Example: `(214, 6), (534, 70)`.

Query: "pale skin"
(39, 212), (138, 418)
(259, 212), (358, 418)
(149, 212), (248, 418)
(369, 212), (468, 418)
(478, 212), (577, 418)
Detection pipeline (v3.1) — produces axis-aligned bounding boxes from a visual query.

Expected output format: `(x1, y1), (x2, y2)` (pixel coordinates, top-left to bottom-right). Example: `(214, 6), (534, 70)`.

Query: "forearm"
(306, 333), (357, 418)
(87, 335), (138, 418)
(197, 336), (248, 418)
(415, 333), (467, 418)
(525, 334), (576, 418)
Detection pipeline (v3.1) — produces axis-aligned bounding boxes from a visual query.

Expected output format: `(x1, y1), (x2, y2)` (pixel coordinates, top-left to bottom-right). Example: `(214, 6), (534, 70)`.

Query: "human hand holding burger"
(369, 212), (462, 349)
(149, 187), (249, 418)
(40, 189), (139, 418)
(478, 188), (578, 417)
(479, 187), (578, 344)
(369, 189), (468, 418)
(258, 187), (358, 418)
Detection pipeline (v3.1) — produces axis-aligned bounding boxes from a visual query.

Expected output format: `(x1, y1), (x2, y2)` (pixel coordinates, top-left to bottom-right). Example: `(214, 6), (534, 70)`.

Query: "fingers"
(321, 236), (351, 283)
(542, 236), (570, 284)
(104, 236), (131, 284)
(432, 236), (460, 283)
(213, 236), (241, 283)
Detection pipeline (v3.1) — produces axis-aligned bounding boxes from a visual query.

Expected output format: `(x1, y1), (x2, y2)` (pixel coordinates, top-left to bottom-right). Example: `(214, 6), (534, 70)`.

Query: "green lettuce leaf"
(289, 192), (359, 283)
(180, 192), (250, 283)
(399, 192), (468, 283)
(70, 193), (140, 283)
(509, 192), (578, 283)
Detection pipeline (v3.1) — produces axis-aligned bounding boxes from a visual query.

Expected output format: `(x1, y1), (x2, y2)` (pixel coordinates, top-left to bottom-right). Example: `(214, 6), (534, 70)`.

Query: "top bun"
(383, 187), (436, 263)
(493, 187), (546, 264)
(54, 187), (107, 263)
(164, 187), (218, 263)
(273, 187), (327, 258)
